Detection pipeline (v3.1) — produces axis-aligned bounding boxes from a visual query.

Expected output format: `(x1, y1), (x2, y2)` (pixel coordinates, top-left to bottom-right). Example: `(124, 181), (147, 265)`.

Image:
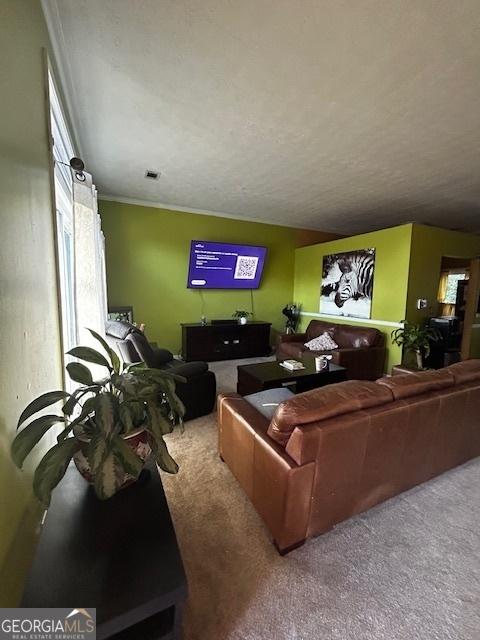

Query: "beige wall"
(0, 0), (63, 605)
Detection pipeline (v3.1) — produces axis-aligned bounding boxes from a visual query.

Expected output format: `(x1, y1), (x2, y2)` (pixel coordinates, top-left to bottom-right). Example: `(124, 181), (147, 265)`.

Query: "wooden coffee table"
(237, 359), (347, 395)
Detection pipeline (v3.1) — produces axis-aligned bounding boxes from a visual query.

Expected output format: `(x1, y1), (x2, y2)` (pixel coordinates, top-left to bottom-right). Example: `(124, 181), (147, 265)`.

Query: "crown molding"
(97, 194), (325, 231)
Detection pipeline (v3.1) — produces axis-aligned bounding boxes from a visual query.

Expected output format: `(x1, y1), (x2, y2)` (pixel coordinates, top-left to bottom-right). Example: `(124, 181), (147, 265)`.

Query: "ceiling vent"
(145, 170), (159, 180)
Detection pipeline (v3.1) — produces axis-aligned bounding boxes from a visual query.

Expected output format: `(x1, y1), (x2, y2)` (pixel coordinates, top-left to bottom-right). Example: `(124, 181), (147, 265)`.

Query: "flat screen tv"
(187, 240), (267, 289)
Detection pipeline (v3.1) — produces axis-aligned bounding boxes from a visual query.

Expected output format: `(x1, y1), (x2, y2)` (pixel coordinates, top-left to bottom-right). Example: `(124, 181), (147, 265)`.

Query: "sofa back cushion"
(444, 359), (480, 384)
(106, 319), (136, 340)
(267, 380), (393, 447)
(376, 369), (454, 400)
(126, 332), (157, 368)
(333, 323), (382, 349)
(116, 339), (140, 365)
(305, 320), (337, 341)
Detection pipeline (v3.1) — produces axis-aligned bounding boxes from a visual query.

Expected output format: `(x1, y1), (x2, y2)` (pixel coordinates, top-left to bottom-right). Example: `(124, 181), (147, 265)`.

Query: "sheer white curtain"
(49, 69), (108, 387)
(72, 170), (108, 351)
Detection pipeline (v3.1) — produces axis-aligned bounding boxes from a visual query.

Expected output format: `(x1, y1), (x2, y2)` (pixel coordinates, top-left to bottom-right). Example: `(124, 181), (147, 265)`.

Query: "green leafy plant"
(11, 329), (185, 506)
(232, 310), (251, 319)
(391, 321), (440, 369)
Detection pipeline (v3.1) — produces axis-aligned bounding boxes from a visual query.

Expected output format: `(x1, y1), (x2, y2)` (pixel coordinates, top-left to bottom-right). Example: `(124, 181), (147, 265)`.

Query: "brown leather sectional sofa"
(276, 319), (386, 380)
(218, 360), (480, 553)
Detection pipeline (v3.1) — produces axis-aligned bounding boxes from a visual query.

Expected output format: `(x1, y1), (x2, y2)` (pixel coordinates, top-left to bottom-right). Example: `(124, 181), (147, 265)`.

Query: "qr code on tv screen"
(234, 255), (259, 280)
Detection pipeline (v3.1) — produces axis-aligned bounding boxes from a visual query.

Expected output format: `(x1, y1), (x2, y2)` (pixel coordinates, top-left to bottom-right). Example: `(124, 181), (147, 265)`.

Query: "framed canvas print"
(320, 248), (375, 319)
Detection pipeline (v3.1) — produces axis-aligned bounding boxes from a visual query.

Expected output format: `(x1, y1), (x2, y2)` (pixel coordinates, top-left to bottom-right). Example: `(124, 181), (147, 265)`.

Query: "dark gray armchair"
(106, 320), (216, 421)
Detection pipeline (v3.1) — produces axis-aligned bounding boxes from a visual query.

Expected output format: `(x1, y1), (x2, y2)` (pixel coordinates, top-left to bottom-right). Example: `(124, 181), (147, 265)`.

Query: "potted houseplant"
(11, 329), (185, 506)
(282, 303), (301, 334)
(391, 321), (440, 369)
(232, 310), (251, 325)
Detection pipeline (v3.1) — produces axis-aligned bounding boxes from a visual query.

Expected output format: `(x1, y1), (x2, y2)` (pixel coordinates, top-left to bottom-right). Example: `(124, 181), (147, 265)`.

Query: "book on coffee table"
(279, 359), (305, 371)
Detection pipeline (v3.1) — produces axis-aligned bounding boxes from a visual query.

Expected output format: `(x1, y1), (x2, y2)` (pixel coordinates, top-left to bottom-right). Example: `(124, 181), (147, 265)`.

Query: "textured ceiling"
(43, 0), (480, 233)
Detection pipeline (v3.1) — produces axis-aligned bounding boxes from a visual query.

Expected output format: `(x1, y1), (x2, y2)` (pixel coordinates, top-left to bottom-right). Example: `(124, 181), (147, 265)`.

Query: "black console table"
(22, 460), (187, 640)
(181, 321), (271, 362)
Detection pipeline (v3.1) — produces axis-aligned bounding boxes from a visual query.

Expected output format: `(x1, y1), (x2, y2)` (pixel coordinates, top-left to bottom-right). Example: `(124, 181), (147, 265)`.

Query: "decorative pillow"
(304, 332), (338, 351)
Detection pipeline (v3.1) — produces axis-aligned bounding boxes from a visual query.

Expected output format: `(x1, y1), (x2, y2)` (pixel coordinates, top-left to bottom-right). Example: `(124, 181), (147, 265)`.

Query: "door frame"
(461, 257), (480, 360)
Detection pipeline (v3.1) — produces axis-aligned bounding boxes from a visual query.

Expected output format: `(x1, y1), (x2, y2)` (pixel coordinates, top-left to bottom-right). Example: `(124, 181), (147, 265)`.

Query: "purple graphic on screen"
(187, 241), (267, 289)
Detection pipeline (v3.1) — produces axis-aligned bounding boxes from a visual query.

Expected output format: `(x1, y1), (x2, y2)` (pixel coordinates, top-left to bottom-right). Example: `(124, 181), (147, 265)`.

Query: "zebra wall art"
(320, 249), (375, 319)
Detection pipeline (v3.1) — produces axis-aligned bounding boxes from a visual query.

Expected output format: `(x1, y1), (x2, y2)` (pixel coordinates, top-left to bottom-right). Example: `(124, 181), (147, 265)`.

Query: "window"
(49, 71), (77, 355)
(443, 273), (466, 305)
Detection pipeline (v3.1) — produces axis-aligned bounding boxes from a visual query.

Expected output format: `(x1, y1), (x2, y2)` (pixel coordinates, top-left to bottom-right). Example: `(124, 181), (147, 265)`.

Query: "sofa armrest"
(217, 392), (269, 439)
(217, 393), (315, 552)
(277, 332), (307, 344)
(331, 346), (386, 381)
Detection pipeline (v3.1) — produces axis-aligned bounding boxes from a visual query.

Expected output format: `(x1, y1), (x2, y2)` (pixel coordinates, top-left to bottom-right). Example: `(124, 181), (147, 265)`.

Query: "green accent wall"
(406, 223), (480, 321)
(103, 207), (480, 372)
(100, 200), (302, 352)
(407, 224), (480, 358)
(0, 1), (63, 605)
(294, 224), (414, 372)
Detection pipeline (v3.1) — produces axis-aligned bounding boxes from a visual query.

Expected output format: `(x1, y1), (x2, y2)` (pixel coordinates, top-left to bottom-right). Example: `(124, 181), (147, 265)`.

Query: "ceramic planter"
(73, 427), (152, 492)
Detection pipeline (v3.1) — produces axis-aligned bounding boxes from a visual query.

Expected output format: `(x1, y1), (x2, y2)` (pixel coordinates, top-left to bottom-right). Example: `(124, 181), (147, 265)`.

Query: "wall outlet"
(416, 298), (428, 310)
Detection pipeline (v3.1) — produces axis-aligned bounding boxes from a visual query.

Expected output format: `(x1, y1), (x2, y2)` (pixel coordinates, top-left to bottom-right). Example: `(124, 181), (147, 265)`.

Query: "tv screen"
(187, 240), (267, 289)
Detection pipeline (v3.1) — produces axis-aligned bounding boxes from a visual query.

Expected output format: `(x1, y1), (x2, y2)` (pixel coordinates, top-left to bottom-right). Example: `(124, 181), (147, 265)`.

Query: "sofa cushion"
(305, 320), (337, 341)
(267, 380), (393, 447)
(333, 324), (380, 349)
(305, 332), (338, 351)
(245, 388), (295, 420)
(444, 359), (480, 384)
(376, 369), (454, 400)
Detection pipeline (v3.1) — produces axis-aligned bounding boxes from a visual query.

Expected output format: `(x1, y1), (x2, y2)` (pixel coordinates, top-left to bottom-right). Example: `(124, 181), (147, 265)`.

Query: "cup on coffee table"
(315, 354), (332, 372)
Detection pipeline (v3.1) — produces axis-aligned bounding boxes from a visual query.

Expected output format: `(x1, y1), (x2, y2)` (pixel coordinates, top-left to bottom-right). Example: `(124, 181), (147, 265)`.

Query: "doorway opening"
(427, 256), (480, 367)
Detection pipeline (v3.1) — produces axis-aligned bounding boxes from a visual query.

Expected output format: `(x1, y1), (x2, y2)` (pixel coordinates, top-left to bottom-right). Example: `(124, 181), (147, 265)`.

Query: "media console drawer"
(181, 322), (272, 361)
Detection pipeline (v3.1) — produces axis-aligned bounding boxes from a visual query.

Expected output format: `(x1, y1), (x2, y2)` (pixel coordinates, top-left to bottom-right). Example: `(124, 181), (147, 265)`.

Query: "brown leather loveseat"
(218, 360), (480, 553)
(276, 319), (386, 380)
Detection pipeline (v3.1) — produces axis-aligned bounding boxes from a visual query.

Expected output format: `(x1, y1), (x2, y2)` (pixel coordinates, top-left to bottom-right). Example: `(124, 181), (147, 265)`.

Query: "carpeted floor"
(162, 358), (480, 640)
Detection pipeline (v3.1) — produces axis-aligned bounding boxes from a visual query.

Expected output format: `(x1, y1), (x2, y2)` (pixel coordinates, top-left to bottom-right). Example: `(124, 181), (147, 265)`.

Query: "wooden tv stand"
(181, 321), (271, 361)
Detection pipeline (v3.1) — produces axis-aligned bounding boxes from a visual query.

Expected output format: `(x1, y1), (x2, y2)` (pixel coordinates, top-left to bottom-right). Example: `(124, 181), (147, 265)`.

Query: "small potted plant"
(11, 329), (185, 506)
(282, 303), (301, 334)
(232, 310), (251, 325)
(391, 321), (440, 369)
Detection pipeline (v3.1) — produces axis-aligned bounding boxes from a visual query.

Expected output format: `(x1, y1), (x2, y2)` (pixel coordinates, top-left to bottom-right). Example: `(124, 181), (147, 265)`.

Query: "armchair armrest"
(277, 332), (307, 344)
(151, 346), (174, 366)
(167, 360), (209, 380)
(331, 346), (386, 381)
